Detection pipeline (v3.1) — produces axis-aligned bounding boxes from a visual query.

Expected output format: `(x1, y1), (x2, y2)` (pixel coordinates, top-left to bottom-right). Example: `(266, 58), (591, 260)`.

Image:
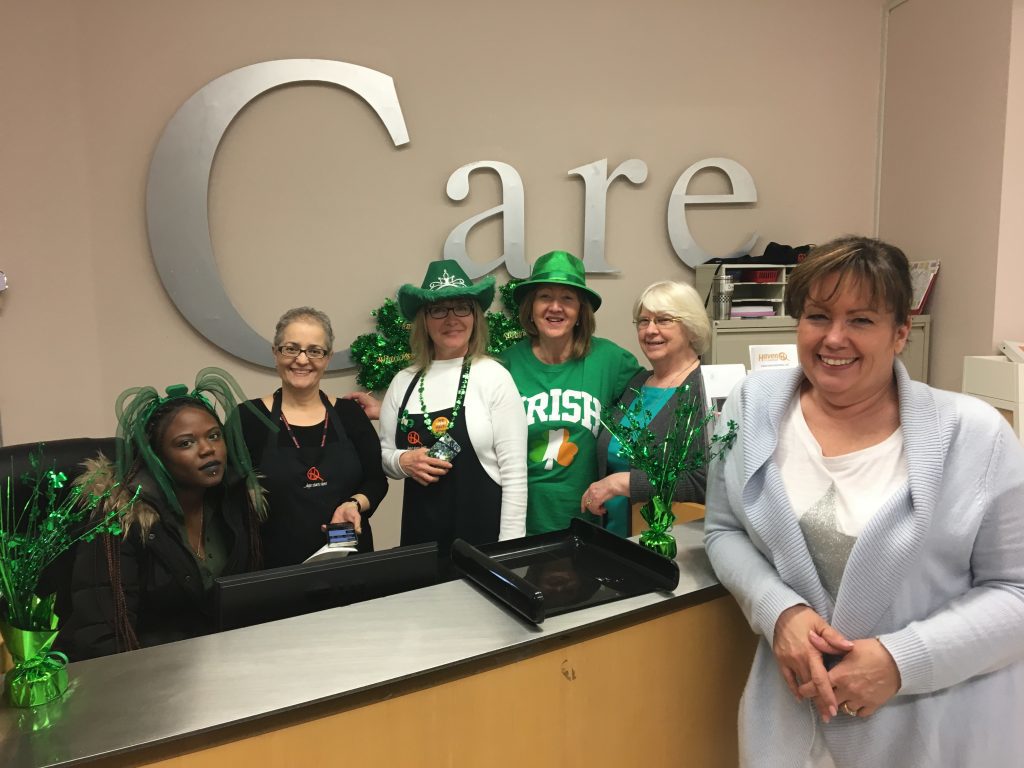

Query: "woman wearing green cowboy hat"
(379, 259), (527, 556)
(501, 251), (642, 535)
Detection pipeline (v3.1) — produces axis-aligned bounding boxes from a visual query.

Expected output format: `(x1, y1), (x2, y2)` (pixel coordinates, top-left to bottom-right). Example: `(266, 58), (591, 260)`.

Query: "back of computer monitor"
(214, 542), (440, 631)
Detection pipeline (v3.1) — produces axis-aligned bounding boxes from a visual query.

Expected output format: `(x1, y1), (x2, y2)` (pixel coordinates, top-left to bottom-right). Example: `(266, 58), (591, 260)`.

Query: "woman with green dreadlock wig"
(60, 368), (269, 660)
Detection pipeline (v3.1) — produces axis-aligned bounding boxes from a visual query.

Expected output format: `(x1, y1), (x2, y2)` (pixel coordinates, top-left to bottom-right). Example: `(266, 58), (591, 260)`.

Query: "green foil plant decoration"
(0, 445), (138, 707)
(600, 384), (737, 559)
(350, 281), (526, 392)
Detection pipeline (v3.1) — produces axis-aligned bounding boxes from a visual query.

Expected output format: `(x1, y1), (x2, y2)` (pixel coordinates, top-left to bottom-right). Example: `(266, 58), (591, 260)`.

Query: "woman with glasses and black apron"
(378, 261), (527, 562)
(239, 307), (388, 568)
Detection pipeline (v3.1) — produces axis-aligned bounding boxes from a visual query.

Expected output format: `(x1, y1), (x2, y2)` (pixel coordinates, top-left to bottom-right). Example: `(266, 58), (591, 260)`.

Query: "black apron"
(395, 369), (502, 559)
(259, 390), (369, 568)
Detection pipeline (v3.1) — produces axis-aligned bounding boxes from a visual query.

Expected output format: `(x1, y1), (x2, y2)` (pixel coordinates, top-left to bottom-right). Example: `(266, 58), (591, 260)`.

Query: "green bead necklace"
(401, 358), (472, 438)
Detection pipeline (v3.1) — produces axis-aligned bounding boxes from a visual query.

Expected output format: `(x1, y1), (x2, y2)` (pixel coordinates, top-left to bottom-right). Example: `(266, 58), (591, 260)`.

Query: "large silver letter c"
(146, 59), (410, 370)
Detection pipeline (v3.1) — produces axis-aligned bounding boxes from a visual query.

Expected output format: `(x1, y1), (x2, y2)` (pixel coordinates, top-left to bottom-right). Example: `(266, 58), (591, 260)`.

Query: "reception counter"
(0, 523), (757, 768)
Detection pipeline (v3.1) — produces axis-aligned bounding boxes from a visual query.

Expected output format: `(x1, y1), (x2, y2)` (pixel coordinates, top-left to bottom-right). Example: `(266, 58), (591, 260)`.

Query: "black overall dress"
(395, 367), (502, 559)
(259, 390), (369, 568)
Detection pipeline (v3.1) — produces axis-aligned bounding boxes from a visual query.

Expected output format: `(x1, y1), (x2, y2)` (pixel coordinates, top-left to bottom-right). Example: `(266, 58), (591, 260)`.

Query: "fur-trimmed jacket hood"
(75, 454), (160, 540)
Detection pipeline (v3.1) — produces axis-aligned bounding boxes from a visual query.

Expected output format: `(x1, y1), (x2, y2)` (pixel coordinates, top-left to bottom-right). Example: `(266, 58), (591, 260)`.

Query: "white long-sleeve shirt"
(380, 356), (527, 540)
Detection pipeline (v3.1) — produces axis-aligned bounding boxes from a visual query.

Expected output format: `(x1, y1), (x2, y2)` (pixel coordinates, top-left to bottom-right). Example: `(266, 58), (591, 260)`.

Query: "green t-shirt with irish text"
(501, 338), (642, 535)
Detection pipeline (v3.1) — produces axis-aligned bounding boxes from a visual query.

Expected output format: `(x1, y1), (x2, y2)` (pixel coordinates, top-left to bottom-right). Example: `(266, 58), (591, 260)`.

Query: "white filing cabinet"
(706, 315), (931, 383)
(962, 356), (1024, 444)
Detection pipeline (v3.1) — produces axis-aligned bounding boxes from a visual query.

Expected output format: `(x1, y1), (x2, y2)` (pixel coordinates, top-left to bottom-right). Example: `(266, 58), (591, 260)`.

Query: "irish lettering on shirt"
(522, 389), (603, 435)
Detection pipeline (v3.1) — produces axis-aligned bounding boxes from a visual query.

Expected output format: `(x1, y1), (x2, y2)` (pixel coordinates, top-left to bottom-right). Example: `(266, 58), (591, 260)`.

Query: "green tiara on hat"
(397, 259), (496, 320)
(512, 250), (602, 311)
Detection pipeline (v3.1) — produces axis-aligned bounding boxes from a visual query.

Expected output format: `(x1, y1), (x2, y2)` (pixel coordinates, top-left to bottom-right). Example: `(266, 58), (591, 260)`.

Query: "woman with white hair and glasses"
(581, 280), (711, 536)
(239, 307), (388, 567)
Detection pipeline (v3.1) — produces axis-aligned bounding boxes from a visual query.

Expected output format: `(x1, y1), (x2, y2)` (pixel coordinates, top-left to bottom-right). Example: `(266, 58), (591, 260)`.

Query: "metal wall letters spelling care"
(146, 59), (757, 370)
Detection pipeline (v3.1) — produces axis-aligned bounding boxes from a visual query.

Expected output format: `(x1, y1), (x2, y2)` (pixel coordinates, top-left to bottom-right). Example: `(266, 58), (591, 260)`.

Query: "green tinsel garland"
(350, 280), (526, 392)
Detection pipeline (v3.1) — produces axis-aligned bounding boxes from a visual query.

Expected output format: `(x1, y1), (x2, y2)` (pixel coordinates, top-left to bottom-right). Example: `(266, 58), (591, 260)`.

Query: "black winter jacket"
(61, 458), (257, 661)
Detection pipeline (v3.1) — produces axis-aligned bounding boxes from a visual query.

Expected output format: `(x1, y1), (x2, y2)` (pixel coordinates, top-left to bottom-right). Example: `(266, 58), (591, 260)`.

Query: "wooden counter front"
(141, 594), (755, 768)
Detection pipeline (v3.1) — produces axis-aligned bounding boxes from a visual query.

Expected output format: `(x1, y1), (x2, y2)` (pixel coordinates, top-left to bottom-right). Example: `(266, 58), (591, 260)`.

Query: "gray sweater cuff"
(753, 590), (807, 646)
(878, 627), (933, 695)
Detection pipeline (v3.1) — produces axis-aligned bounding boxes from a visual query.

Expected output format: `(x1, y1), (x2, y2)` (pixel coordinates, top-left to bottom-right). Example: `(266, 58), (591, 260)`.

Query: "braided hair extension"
(243, 495), (263, 571)
(102, 531), (139, 652)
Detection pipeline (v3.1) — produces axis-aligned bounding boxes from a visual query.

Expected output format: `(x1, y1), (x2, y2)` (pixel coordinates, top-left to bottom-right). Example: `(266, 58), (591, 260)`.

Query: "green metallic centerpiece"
(0, 447), (137, 707)
(600, 384), (737, 558)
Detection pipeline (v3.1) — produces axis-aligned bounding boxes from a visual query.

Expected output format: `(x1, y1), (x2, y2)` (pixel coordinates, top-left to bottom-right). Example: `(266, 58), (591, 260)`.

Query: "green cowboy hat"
(397, 259), (496, 320)
(512, 250), (602, 311)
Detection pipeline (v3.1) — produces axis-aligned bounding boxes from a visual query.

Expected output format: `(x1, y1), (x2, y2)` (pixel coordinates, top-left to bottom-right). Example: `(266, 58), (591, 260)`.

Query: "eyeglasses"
(276, 344), (329, 360)
(426, 303), (473, 320)
(634, 316), (679, 330)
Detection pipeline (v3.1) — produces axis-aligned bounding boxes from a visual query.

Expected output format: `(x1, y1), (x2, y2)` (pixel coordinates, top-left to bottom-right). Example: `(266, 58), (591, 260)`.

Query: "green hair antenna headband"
(113, 367), (275, 519)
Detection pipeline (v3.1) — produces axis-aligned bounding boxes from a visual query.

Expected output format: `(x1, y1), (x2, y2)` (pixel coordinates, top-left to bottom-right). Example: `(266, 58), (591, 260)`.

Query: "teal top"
(604, 385), (677, 536)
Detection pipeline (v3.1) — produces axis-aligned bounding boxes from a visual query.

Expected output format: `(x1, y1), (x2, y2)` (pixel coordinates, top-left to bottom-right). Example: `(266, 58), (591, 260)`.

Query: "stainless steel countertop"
(0, 523), (722, 767)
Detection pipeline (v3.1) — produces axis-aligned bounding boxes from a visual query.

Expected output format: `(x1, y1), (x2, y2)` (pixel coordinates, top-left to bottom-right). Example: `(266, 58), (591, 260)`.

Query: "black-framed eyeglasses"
(276, 344), (329, 360)
(426, 303), (473, 320)
(634, 316), (680, 330)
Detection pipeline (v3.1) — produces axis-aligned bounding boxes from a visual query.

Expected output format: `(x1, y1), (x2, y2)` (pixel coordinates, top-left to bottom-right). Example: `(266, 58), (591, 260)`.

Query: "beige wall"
(878, 0), (1017, 390)
(994, 0), (1024, 346)
(0, 0), (886, 545)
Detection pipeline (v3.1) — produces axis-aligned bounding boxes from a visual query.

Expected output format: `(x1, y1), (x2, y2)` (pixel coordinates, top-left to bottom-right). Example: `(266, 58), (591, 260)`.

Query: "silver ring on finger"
(840, 702), (858, 717)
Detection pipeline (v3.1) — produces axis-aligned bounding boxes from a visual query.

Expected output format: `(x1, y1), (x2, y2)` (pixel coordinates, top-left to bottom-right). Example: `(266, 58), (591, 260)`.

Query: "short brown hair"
(517, 284), (596, 360)
(785, 236), (912, 325)
(409, 300), (490, 370)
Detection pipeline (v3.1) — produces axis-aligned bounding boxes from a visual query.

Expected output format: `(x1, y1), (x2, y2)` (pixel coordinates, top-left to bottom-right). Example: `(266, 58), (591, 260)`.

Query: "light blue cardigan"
(704, 361), (1024, 767)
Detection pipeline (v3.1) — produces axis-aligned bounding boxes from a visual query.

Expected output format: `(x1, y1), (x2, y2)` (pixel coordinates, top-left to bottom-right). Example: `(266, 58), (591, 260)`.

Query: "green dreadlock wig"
(113, 367), (273, 520)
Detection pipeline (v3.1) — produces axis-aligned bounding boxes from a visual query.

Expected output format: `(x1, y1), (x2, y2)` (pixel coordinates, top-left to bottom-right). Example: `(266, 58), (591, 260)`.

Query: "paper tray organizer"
(451, 518), (680, 624)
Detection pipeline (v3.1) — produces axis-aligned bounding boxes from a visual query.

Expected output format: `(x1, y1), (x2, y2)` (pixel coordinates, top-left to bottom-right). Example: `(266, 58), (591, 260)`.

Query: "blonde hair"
(517, 285), (596, 360)
(409, 301), (490, 370)
(633, 281), (711, 356)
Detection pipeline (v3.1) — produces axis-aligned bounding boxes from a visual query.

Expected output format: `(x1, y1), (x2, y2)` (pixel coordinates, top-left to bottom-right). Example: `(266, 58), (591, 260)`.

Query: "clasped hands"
(773, 605), (901, 723)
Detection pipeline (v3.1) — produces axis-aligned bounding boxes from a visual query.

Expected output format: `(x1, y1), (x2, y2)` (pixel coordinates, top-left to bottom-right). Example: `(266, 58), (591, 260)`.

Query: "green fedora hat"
(397, 259), (496, 320)
(512, 250), (602, 311)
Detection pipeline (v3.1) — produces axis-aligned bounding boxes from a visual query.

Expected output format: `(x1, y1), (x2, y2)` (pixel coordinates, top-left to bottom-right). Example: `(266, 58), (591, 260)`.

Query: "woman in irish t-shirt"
(501, 251), (641, 534)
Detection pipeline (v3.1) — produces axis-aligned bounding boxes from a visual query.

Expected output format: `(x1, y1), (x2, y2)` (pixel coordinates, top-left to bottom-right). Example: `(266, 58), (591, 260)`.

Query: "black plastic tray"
(451, 518), (679, 624)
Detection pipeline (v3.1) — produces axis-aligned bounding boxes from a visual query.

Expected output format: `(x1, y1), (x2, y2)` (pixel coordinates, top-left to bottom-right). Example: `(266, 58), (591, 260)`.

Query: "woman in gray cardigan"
(705, 236), (1024, 767)
(583, 280), (710, 536)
